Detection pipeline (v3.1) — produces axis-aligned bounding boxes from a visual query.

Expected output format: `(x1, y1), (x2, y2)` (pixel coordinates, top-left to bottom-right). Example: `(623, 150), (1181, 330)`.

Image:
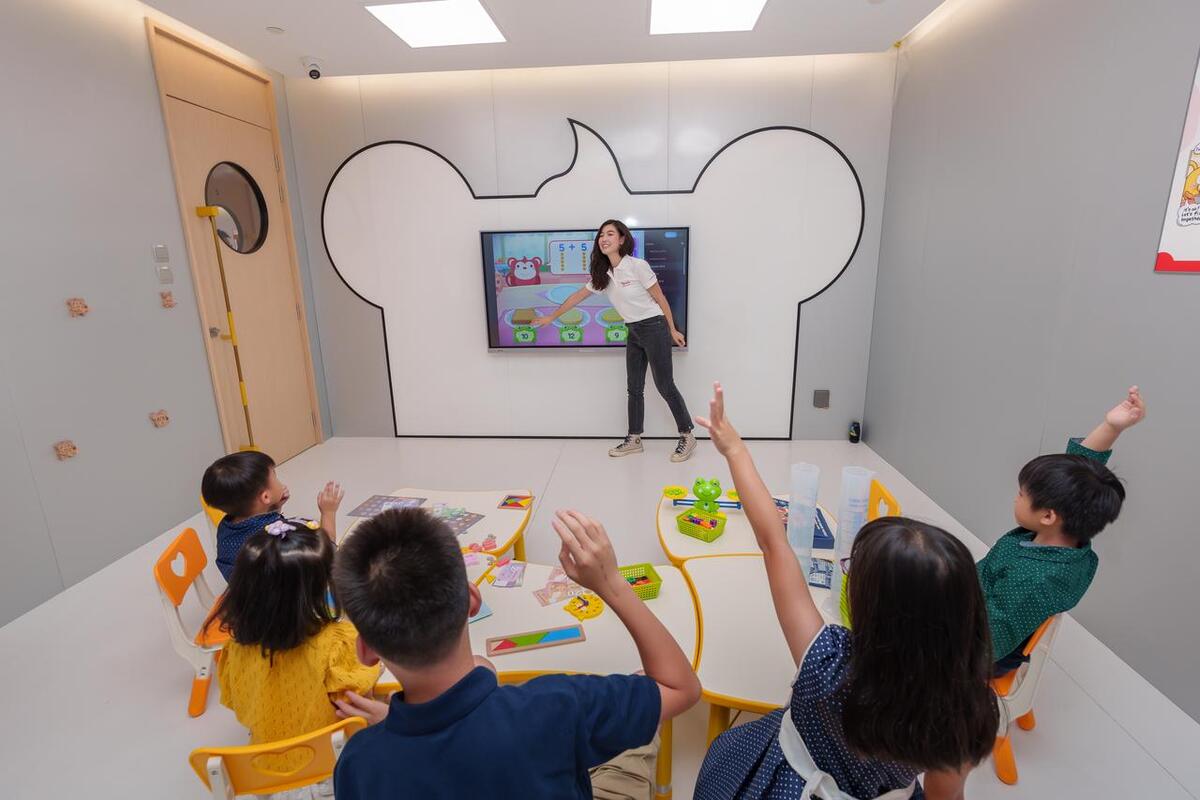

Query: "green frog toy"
(692, 478), (722, 515)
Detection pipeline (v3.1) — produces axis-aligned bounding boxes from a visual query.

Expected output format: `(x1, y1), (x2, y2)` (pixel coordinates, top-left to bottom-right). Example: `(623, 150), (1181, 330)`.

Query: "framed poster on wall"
(1156, 52), (1200, 273)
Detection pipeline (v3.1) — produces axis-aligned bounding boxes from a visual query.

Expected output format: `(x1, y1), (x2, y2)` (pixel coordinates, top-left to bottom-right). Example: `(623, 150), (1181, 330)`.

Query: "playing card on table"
(492, 561), (527, 588)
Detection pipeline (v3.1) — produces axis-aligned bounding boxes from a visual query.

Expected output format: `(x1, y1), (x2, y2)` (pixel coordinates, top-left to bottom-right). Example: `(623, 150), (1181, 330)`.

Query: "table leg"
(706, 704), (730, 746)
(655, 718), (673, 800)
(513, 535), (526, 561)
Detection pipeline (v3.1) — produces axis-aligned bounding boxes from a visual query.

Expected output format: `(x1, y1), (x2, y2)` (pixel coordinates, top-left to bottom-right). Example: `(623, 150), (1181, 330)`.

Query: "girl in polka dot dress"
(694, 383), (998, 800)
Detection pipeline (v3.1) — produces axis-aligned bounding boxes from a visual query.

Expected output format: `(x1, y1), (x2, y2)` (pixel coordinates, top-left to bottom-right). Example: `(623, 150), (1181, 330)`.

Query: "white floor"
(1, 436), (1197, 799)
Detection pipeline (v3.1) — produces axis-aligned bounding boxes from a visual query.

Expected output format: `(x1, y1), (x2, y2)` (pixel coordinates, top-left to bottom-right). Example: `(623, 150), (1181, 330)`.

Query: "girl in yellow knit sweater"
(209, 518), (380, 764)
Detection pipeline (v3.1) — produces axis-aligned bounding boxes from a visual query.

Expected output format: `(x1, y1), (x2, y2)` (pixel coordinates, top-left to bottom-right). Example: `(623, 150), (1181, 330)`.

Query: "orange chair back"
(1022, 615), (1056, 656)
(189, 717), (367, 796)
(992, 615), (1061, 695)
(154, 528), (208, 607)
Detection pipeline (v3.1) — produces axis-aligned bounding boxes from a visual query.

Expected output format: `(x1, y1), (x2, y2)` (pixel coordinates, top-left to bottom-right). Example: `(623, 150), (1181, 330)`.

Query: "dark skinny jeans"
(625, 315), (692, 435)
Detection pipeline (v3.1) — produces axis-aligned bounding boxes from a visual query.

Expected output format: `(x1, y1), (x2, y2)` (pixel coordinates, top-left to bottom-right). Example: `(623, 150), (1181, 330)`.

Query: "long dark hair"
(588, 219), (635, 291)
(208, 521), (339, 660)
(842, 517), (998, 770)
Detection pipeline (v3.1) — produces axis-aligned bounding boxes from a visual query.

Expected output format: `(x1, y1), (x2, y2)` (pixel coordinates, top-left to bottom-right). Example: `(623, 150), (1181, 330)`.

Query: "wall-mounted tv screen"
(481, 227), (689, 349)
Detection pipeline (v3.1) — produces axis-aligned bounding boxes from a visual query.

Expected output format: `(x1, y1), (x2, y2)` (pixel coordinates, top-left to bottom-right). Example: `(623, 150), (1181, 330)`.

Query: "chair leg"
(1016, 709), (1036, 731)
(706, 704), (730, 747)
(655, 718), (673, 800)
(992, 735), (1018, 785)
(513, 536), (527, 562)
(188, 657), (214, 718)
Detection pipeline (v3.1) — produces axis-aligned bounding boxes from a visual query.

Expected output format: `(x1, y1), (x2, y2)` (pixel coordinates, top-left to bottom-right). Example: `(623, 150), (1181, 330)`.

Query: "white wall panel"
(666, 57), (815, 189)
(293, 53), (894, 439)
(360, 71), (500, 196)
(491, 63), (671, 194)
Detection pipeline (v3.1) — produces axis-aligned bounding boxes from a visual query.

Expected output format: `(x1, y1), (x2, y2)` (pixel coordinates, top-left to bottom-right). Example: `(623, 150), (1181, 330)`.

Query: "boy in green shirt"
(978, 386), (1146, 674)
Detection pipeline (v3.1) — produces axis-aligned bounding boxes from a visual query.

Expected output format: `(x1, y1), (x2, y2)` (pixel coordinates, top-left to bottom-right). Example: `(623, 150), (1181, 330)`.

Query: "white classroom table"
(656, 490), (836, 565)
(380, 562), (698, 800)
(343, 487), (532, 560)
(682, 553), (840, 744)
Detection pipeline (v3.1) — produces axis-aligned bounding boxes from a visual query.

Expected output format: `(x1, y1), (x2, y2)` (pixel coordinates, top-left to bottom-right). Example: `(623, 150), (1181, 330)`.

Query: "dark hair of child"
(1018, 454), (1126, 542)
(209, 524), (338, 660)
(332, 508), (468, 669)
(201, 451), (277, 518)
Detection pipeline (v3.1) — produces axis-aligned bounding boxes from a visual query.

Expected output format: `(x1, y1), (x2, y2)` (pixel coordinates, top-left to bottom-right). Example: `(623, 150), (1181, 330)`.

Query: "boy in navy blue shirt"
(201, 451), (343, 581)
(331, 507), (701, 800)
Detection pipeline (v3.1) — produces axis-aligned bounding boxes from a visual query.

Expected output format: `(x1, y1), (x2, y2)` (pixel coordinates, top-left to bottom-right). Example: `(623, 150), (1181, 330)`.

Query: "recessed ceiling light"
(650, 0), (768, 35)
(265, 26), (285, 35)
(366, 0), (505, 48)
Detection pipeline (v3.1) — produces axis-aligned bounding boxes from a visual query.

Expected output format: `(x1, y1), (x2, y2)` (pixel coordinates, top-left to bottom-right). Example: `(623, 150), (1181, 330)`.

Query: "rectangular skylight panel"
(366, 0), (506, 48)
(650, 0), (769, 35)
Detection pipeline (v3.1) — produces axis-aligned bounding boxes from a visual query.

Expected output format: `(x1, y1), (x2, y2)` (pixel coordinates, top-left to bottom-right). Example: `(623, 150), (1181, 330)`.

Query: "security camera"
(302, 56), (324, 80)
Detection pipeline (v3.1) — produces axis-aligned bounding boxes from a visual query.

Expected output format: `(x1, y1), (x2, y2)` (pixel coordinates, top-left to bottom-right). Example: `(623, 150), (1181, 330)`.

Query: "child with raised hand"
(694, 382), (997, 800)
(981, 386), (1145, 674)
(210, 519), (380, 767)
(201, 450), (344, 581)
(330, 507), (700, 800)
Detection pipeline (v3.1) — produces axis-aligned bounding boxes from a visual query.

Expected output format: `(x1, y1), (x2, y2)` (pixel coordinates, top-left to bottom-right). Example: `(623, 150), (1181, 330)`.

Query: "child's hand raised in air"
(551, 510), (622, 598)
(1105, 386), (1146, 431)
(1083, 385), (1146, 452)
(317, 481), (344, 514)
(694, 381), (746, 458)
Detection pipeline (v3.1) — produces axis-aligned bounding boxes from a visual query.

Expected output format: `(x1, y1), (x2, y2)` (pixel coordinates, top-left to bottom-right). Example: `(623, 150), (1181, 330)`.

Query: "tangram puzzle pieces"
(498, 494), (533, 509)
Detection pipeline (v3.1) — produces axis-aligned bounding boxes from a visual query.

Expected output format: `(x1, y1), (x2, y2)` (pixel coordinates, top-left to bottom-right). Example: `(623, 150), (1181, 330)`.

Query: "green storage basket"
(618, 563), (663, 601)
(675, 509), (726, 542)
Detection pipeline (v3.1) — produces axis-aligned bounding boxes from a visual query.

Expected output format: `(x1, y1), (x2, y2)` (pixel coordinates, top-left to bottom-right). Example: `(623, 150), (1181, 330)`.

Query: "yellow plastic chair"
(990, 615), (1062, 785)
(189, 717), (368, 799)
(201, 494), (226, 553)
(153, 527), (228, 717)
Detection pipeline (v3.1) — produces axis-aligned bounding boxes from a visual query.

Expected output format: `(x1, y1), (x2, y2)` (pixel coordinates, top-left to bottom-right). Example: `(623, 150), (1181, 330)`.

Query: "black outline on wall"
(321, 119), (865, 439)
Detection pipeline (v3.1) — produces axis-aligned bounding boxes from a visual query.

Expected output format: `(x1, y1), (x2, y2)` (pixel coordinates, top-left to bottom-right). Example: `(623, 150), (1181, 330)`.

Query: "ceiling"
(141, 0), (945, 78)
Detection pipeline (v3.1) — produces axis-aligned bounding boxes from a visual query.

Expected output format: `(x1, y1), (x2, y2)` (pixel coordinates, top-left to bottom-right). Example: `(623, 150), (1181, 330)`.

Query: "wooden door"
(147, 22), (321, 461)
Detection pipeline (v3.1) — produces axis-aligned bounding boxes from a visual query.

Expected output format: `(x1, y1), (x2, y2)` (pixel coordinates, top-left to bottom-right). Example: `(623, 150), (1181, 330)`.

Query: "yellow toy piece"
(663, 485), (688, 500)
(563, 592), (604, 621)
(726, 490), (740, 502)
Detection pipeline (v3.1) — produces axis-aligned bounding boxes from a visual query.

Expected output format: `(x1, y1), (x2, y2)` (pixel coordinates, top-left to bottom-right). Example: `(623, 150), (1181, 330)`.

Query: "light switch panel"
(813, 389), (830, 409)
(153, 244), (170, 262)
(156, 264), (175, 284)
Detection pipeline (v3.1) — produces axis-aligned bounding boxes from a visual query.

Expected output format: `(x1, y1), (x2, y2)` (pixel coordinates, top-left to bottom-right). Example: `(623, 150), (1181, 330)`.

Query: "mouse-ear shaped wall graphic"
(323, 120), (863, 438)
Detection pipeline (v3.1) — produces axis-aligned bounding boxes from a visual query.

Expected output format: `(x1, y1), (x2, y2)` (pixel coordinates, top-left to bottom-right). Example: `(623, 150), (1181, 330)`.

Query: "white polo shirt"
(585, 256), (662, 323)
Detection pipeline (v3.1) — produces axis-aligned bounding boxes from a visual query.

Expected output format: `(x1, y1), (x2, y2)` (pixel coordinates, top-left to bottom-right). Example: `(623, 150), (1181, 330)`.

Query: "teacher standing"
(534, 219), (696, 462)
